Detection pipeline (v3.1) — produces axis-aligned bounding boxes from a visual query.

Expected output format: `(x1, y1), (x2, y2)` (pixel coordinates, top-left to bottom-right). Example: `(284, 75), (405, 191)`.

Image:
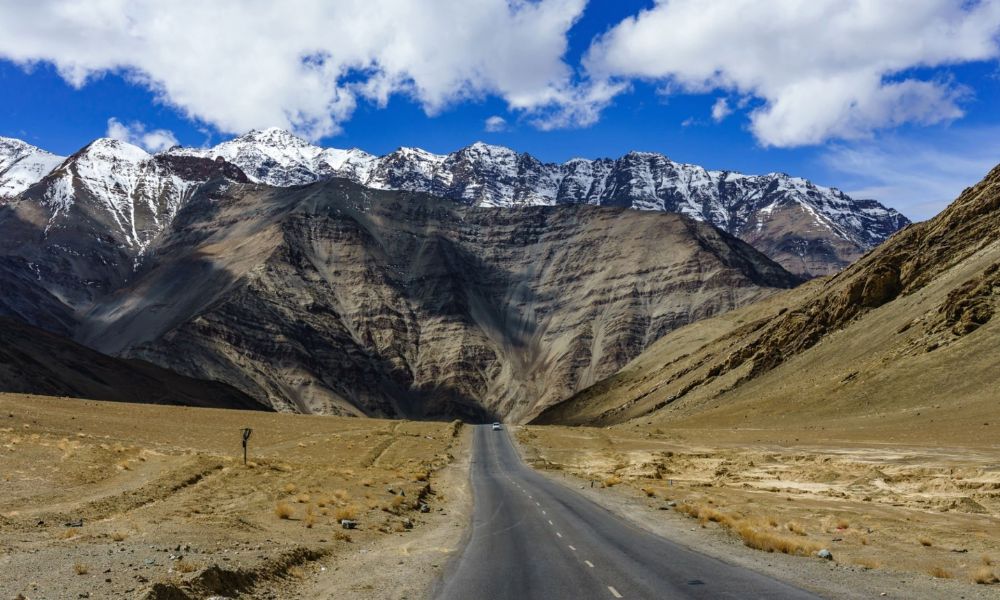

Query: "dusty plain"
(516, 424), (1000, 598)
(0, 394), (470, 600)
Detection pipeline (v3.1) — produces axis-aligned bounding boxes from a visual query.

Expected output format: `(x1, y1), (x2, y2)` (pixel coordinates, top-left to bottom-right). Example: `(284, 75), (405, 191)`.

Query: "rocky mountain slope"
(40, 179), (795, 420)
(533, 163), (1000, 443)
(0, 316), (266, 410)
(1, 150), (800, 419)
(2, 131), (908, 279)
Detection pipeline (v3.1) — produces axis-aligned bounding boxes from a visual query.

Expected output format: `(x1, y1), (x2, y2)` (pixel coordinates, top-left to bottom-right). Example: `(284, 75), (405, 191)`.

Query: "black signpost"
(241, 428), (253, 465)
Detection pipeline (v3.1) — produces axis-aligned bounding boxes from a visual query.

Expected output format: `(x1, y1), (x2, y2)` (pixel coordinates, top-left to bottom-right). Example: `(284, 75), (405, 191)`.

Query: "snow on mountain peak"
(0, 137), (66, 198)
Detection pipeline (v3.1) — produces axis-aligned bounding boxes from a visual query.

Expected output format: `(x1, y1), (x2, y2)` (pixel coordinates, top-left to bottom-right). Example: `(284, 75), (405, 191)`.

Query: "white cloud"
(710, 97), (731, 122)
(105, 117), (178, 152)
(584, 0), (1000, 147)
(821, 127), (1000, 220)
(484, 115), (508, 132)
(0, 0), (587, 140)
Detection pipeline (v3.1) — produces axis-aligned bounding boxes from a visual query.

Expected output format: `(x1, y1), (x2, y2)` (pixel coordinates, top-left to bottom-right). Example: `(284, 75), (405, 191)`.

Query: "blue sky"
(1, 1), (999, 220)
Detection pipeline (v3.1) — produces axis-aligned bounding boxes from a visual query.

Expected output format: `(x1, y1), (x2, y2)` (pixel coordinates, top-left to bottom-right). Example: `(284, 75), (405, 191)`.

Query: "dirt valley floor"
(0, 394), (472, 600)
(515, 424), (1000, 599)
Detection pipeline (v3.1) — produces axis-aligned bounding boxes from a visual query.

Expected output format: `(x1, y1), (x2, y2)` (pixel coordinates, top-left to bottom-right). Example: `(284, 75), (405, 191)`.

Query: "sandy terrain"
(516, 425), (1000, 598)
(0, 394), (471, 599)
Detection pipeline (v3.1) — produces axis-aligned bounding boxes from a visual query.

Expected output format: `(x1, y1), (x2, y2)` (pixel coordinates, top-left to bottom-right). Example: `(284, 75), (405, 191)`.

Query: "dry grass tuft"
(296, 493), (311, 504)
(275, 501), (294, 520)
(928, 566), (952, 579)
(736, 523), (822, 556)
(786, 522), (807, 536)
(334, 530), (352, 542)
(176, 559), (198, 574)
(983, 554), (994, 566)
(972, 566), (998, 584)
(333, 505), (358, 521)
(60, 529), (78, 540)
(73, 563), (88, 575)
(333, 489), (349, 502)
(282, 483), (298, 494)
(304, 505), (316, 528)
(413, 470), (429, 482)
(641, 487), (657, 498)
(853, 557), (881, 570)
(288, 565), (306, 579)
(110, 531), (127, 542)
(918, 536), (933, 547)
(602, 475), (621, 488)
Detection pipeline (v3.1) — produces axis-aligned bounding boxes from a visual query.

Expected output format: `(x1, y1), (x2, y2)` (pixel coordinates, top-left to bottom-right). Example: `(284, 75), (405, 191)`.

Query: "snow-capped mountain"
(0, 137), (66, 198)
(172, 128), (909, 276)
(1, 129), (909, 277)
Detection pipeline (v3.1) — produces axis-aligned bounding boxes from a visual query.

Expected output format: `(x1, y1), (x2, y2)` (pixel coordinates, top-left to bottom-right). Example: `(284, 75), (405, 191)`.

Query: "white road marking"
(568, 545), (576, 551)
(585, 560), (595, 568)
(542, 510), (546, 515)
(608, 585), (623, 598)
(556, 532), (562, 538)
(535, 501), (540, 506)
(548, 520), (553, 525)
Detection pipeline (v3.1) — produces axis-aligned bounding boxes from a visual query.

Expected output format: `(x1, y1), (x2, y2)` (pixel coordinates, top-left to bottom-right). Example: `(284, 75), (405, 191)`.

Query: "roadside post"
(241, 427), (253, 465)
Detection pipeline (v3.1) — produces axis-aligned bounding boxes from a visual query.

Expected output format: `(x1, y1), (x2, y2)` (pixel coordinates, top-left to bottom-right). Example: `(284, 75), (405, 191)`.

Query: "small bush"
(110, 531), (127, 542)
(333, 505), (358, 521)
(176, 559), (197, 574)
(854, 558), (880, 570)
(333, 489), (349, 501)
(413, 470), (429, 482)
(602, 475), (621, 488)
(283, 483), (298, 494)
(928, 566), (952, 579)
(288, 566), (306, 579)
(74, 563), (88, 575)
(60, 529), (78, 540)
(972, 566), (998, 585)
(275, 501), (294, 520)
(918, 536), (933, 547)
(736, 524), (822, 556)
(333, 531), (352, 542)
(983, 554), (994, 566)
(786, 522), (806, 536)
(296, 493), (311, 504)
(641, 487), (656, 498)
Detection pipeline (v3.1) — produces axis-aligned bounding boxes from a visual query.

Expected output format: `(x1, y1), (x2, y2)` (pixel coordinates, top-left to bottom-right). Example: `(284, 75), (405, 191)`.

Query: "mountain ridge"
(1, 130), (909, 278)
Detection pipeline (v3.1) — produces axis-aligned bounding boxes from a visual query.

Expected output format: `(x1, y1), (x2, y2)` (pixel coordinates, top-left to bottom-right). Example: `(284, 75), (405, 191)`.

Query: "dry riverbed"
(516, 424), (1000, 599)
(0, 394), (471, 599)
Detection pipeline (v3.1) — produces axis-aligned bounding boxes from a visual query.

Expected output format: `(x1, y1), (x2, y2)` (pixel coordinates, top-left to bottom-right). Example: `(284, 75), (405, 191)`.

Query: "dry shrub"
(928, 566), (952, 579)
(413, 470), (429, 482)
(786, 522), (806, 536)
(275, 501), (294, 520)
(736, 523), (822, 556)
(60, 529), (78, 540)
(333, 505), (358, 521)
(73, 563), (88, 575)
(602, 475), (621, 488)
(385, 495), (407, 513)
(176, 559), (197, 574)
(283, 483), (298, 494)
(972, 566), (998, 584)
(835, 519), (850, 530)
(333, 489), (349, 502)
(676, 503), (737, 529)
(288, 566), (306, 579)
(854, 557), (880, 570)
(296, 493), (311, 504)
(766, 516), (779, 528)
(640, 487), (656, 498)
(117, 460), (132, 471)
(983, 555), (994, 566)
(334, 530), (352, 542)
(316, 495), (330, 508)
(110, 531), (127, 542)
(304, 505), (316, 528)
(361, 478), (373, 487)
(918, 536), (933, 547)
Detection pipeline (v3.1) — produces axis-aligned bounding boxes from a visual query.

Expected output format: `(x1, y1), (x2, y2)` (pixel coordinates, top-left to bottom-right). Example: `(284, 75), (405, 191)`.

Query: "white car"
(491, 422), (502, 431)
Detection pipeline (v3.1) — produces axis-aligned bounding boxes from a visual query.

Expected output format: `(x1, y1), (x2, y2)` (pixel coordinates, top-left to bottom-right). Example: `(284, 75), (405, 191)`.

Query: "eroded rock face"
(73, 180), (799, 420)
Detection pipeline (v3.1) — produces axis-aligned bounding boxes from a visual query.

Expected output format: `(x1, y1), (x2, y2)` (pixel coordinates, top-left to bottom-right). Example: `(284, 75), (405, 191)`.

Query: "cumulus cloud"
(584, 0), (1000, 146)
(484, 115), (508, 132)
(105, 117), (178, 152)
(710, 97), (731, 122)
(0, 0), (587, 140)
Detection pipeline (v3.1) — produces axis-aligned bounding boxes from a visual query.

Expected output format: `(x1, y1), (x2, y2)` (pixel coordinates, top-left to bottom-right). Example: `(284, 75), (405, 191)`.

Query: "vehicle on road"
(491, 422), (502, 431)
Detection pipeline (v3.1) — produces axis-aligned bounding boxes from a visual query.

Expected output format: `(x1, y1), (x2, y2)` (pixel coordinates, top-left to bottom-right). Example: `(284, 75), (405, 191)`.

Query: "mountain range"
(0, 129), (914, 419)
(534, 161), (999, 445)
(1, 129), (909, 278)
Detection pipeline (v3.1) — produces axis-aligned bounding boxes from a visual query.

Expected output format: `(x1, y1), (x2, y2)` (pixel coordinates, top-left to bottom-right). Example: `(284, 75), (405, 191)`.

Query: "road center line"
(556, 532), (562, 538)
(548, 520), (553, 525)
(585, 560), (595, 568)
(608, 585), (623, 598)
(568, 545), (576, 551)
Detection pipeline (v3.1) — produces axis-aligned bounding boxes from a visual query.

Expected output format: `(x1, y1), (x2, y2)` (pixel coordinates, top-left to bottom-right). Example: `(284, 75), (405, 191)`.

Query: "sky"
(1, 0), (999, 220)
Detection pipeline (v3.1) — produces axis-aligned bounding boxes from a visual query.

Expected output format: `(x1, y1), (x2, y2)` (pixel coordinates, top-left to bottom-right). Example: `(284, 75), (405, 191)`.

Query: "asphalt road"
(435, 425), (823, 600)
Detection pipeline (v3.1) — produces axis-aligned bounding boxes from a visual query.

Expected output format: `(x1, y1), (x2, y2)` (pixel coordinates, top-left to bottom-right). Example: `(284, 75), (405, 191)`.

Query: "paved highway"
(435, 425), (823, 599)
